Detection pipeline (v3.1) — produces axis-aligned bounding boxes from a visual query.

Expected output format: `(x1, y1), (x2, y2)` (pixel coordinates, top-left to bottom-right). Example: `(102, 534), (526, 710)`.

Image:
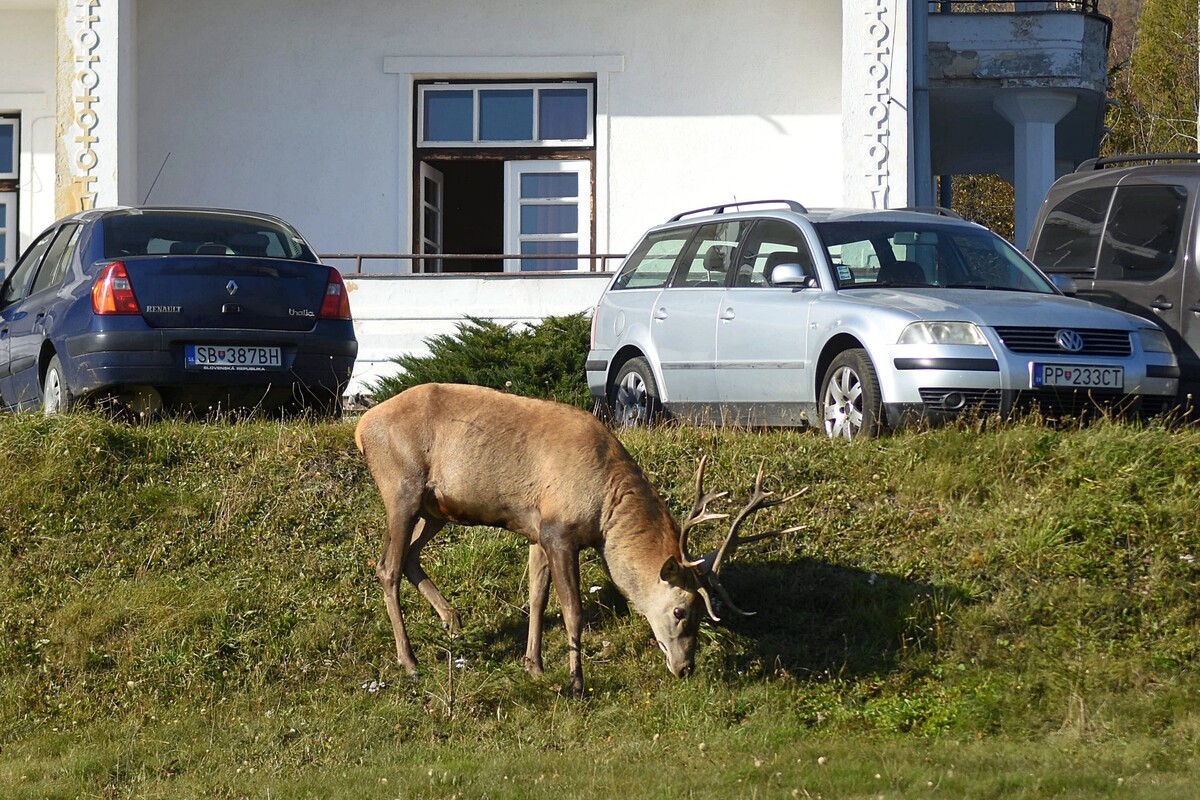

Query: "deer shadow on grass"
(433, 555), (968, 686)
(705, 556), (971, 679)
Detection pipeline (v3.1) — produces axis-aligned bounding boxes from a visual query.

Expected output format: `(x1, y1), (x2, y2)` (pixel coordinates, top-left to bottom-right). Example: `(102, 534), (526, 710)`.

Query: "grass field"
(1, 411), (1197, 798)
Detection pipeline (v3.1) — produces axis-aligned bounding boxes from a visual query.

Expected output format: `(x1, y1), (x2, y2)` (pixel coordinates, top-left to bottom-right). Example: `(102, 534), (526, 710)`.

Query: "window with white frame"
(0, 116), (17, 180)
(418, 82), (593, 147)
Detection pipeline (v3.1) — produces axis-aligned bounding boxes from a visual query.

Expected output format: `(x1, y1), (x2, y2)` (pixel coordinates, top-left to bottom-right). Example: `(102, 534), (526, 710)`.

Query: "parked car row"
(586, 198), (1180, 438)
(0, 207), (357, 416)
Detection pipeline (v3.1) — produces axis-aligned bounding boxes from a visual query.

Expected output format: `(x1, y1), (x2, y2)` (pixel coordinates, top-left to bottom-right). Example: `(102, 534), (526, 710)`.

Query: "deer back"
(354, 384), (680, 557)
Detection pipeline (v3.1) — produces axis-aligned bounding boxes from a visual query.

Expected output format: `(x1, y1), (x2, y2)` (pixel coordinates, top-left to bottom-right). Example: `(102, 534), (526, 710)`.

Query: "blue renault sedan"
(0, 206), (357, 416)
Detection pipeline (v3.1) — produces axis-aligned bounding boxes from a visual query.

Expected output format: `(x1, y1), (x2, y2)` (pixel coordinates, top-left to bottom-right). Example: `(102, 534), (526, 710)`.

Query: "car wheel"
(821, 348), (882, 440)
(42, 355), (76, 416)
(609, 357), (664, 427)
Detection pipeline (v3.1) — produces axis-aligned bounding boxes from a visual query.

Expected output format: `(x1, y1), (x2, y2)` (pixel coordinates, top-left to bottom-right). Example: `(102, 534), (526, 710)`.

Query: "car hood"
(838, 288), (1145, 330)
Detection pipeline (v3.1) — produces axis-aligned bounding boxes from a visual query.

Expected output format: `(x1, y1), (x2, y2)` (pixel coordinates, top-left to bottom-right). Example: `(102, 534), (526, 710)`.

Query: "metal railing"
(318, 252), (626, 275)
(931, 1), (1099, 11)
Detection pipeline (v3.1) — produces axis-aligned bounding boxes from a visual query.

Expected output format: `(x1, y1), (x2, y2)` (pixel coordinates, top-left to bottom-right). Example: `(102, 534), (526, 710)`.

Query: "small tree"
(366, 313), (593, 408)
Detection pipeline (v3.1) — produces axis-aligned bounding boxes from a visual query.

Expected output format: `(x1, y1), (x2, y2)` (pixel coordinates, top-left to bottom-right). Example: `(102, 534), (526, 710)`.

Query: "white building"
(0, 0), (1111, 391)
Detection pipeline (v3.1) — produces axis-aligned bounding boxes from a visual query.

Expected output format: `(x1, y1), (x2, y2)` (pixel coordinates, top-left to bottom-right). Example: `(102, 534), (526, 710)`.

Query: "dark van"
(1027, 153), (1200, 401)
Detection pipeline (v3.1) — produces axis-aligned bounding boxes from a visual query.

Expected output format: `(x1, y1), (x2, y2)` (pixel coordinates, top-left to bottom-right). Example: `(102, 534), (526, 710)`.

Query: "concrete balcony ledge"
(928, 11), (1111, 93)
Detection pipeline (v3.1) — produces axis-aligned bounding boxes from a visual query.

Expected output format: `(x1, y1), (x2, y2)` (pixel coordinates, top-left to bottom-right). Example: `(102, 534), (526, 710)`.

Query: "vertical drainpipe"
(910, 0), (933, 208)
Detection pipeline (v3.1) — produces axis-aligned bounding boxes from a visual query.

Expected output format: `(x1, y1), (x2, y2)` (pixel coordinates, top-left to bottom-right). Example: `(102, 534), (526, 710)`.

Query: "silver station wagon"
(585, 201), (1180, 438)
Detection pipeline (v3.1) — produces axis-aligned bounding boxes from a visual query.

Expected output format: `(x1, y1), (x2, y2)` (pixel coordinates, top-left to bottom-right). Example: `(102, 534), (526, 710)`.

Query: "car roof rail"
(897, 206), (963, 219)
(1075, 153), (1200, 172)
(668, 199), (808, 222)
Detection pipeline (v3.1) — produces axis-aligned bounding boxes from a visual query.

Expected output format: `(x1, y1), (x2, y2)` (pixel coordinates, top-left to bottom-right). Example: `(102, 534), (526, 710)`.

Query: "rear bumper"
(63, 328), (357, 396)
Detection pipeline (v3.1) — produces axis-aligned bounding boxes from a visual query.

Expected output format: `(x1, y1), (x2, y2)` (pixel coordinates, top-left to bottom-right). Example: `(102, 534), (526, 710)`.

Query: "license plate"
(185, 344), (282, 371)
(1030, 363), (1123, 390)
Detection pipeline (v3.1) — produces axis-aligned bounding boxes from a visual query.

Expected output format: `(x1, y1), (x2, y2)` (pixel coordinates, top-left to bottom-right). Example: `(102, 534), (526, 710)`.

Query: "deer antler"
(698, 461), (807, 621)
(678, 454), (729, 568)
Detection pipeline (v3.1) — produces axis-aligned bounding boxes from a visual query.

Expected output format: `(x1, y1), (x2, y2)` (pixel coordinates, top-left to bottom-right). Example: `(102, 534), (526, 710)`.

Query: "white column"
(57, 0), (137, 215)
(994, 89), (1076, 250)
(841, 0), (912, 209)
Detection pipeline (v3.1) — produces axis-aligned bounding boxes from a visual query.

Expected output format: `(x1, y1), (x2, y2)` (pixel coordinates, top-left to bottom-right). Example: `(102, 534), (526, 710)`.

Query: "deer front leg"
(524, 543), (551, 676)
(404, 515), (461, 632)
(377, 506), (420, 677)
(541, 532), (585, 698)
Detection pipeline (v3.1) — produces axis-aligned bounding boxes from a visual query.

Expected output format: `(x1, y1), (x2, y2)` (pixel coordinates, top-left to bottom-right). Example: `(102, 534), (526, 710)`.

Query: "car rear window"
(101, 211), (314, 261)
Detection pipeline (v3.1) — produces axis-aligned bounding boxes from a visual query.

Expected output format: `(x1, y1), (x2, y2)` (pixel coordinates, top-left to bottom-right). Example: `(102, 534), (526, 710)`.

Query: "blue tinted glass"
(423, 91), (473, 142)
(0, 234), (5, 255)
(0, 123), (14, 174)
(521, 240), (578, 271)
(0, 205), (6, 226)
(521, 204), (578, 235)
(539, 89), (588, 140)
(479, 90), (533, 141)
(520, 172), (578, 200)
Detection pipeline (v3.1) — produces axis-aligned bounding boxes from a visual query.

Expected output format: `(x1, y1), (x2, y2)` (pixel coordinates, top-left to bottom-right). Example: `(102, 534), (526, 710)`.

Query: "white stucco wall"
(132, 0), (845, 258)
(0, 6), (57, 247)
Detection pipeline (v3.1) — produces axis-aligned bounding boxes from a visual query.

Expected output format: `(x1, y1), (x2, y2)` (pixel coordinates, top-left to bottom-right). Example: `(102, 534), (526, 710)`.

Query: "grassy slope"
(0, 413), (1197, 798)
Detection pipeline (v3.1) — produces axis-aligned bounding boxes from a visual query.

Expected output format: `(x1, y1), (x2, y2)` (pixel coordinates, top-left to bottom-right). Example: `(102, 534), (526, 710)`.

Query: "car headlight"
(1138, 327), (1173, 353)
(898, 321), (988, 346)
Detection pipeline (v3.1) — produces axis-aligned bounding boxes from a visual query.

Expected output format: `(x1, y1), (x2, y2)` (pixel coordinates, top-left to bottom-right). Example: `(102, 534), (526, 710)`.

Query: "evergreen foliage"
(367, 312), (593, 408)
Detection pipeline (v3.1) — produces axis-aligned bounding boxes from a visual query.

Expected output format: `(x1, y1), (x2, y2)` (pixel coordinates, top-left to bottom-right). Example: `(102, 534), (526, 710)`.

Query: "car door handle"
(1189, 302), (1200, 314)
(653, 307), (668, 321)
(1150, 297), (1174, 311)
(719, 307), (736, 321)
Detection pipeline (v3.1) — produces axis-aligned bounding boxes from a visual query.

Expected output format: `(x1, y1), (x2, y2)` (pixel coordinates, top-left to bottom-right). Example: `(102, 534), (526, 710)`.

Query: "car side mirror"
(1048, 273), (1078, 296)
(769, 263), (817, 288)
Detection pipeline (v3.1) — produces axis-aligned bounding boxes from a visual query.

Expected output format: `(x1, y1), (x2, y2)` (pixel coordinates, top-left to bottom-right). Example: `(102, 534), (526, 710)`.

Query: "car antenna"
(141, 151), (171, 205)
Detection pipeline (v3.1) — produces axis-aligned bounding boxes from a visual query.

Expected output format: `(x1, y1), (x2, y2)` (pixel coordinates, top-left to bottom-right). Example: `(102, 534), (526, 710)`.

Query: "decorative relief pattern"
(72, 0), (101, 211)
(864, 1), (892, 209)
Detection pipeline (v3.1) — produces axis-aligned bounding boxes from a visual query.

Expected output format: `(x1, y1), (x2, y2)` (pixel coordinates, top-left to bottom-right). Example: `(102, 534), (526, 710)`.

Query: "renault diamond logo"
(226, 280), (239, 296)
(1055, 329), (1084, 353)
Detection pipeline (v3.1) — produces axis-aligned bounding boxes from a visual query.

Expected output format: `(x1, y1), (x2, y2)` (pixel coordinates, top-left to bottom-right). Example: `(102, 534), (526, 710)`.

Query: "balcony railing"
(319, 252), (625, 275)
(930, 1), (1099, 11)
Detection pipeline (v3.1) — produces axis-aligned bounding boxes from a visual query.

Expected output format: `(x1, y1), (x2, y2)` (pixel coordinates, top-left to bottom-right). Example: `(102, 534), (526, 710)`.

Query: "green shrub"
(367, 313), (592, 407)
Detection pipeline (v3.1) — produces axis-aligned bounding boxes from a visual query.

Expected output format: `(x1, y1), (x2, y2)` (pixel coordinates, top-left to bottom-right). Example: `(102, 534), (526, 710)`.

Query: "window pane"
(0, 123), (14, 174)
(520, 204), (578, 235)
(521, 240), (577, 271)
(0, 204), (6, 226)
(539, 88), (588, 140)
(1030, 187), (1111, 274)
(613, 230), (692, 290)
(423, 90), (473, 142)
(520, 172), (578, 200)
(479, 89), (533, 141)
(1097, 185), (1188, 281)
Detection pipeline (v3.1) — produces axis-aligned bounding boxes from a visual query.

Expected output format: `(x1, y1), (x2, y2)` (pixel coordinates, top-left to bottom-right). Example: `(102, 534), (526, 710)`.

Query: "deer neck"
(600, 472), (683, 607)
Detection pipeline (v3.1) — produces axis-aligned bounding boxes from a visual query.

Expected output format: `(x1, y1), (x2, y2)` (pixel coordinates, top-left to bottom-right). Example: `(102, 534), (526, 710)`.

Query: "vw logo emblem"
(226, 280), (239, 296)
(1055, 329), (1084, 353)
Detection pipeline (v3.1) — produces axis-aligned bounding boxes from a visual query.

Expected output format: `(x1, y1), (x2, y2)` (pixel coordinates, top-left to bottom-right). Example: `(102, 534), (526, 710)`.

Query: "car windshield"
(101, 210), (314, 260)
(814, 220), (1054, 293)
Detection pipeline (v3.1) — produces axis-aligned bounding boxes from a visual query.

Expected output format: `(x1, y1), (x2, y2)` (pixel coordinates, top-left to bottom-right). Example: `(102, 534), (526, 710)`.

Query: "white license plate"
(1030, 363), (1124, 390)
(185, 344), (282, 371)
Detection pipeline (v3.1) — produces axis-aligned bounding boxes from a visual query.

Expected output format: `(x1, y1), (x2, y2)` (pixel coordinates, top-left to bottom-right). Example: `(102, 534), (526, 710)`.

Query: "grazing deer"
(354, 383), (801, 696)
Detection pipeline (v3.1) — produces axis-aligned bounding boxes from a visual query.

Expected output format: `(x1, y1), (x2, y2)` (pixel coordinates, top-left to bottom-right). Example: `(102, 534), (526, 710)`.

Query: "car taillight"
(318, 267), (352, 320)
(92, 261), (141, 315)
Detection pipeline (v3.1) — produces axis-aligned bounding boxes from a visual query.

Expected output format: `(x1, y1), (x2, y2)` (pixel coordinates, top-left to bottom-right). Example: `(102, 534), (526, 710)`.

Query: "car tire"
(42, 355), (76, 416)
(821, 348), (883, 439)
(609, 357), (664, 427)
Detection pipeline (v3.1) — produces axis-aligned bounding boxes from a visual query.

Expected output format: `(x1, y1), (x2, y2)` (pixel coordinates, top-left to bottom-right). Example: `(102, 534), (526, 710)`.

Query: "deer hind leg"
(540, 527), (585, 697)
(377, 502), (421, 677)
(524, 542), (551, 676)
(404, 514), (460, 632)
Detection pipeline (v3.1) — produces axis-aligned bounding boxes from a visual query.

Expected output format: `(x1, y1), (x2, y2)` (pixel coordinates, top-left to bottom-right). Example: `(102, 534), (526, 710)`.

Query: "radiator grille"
(993, 327), (1131, 357)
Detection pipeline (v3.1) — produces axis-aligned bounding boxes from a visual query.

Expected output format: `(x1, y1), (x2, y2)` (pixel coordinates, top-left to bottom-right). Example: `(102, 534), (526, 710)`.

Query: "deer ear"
(660, 557), (699, 588)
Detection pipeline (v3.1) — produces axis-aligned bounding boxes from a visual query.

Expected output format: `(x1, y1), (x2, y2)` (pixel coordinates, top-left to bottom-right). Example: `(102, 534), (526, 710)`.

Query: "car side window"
(1, 227), (56, 308)
(29, 224), (81, 297)
(612, 228), (693, 290)
(734, 219), (814, 287)
(1030, 187), (1112, 273)
(671, 221), (745, 288)
(1096, 184), (1188, 282)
